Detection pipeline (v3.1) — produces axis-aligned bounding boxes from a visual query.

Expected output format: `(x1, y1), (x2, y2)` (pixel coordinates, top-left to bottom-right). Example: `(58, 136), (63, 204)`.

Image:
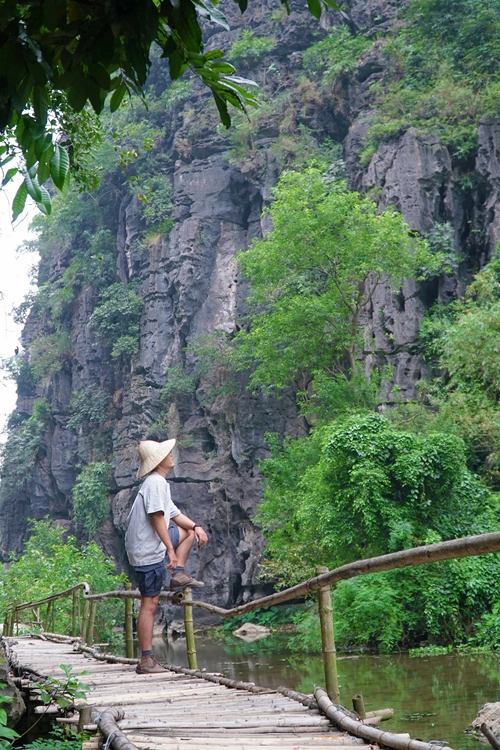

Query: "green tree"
(0, 0), (337, 218)
(235, 166), (440, 414)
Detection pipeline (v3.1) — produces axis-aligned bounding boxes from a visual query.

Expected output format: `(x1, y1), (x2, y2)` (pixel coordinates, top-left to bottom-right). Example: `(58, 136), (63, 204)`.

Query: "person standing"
(125, 438), (208, 674)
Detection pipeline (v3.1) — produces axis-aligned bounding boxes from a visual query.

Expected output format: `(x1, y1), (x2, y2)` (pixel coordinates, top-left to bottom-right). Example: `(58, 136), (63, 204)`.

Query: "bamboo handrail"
(187, 530), (500, 618)
(13, 583), (88, 612)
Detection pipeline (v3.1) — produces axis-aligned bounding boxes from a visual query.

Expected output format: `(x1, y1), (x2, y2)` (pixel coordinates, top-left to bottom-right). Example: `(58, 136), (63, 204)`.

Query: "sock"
(142, 650), (153, 657)
(173, 566), (185, 573)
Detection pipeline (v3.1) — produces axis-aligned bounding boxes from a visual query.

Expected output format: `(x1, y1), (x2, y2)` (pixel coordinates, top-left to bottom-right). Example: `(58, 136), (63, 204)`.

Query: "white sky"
(0, 181), (38, 440)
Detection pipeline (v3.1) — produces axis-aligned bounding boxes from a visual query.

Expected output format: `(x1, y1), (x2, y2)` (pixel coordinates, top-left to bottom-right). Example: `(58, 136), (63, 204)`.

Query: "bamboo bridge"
(4, 531), (500, 750)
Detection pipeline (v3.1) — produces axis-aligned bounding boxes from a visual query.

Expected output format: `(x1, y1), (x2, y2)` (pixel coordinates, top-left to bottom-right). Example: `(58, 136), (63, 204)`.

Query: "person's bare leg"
(170, 527), (204, 589)
(174, 527), (194, 567)
(136, 595), (159, 652)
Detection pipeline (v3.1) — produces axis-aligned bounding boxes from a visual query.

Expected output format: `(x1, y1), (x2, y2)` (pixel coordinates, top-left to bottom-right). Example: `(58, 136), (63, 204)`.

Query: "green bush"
(0, 400), (52, 509)
(138, 173), (174, 233)
(72, 462), (112, 537)
(0, 520), (125, 649)
(228, 30), (276, 67)
(363, 0), (500, 159)
(68, 387), (111, 431)
(30, 332), (72, 382)
(302, 25), (371, 83)
(89, 283), (143, 361)
(256, 413), (500, 650)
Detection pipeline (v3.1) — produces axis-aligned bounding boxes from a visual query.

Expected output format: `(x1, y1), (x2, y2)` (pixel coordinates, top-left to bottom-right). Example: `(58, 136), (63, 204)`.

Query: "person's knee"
(140, 595), (159, 612)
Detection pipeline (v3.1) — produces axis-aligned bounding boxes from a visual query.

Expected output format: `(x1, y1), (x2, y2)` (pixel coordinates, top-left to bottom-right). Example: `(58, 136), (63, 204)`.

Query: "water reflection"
(151, 633), (500, 750)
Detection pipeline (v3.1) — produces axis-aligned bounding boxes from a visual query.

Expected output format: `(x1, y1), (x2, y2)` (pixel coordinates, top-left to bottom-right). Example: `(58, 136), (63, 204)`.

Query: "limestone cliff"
(1, 0), (499, 626)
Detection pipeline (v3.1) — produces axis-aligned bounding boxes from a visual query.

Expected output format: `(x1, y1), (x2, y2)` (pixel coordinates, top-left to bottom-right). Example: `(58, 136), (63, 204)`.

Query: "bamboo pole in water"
(315, 688), (455, 750)
(183, 587), (197, 669)
(316, 565), (339, 703)
(352, 694), (366, 719)
(124, 581), (134, 659)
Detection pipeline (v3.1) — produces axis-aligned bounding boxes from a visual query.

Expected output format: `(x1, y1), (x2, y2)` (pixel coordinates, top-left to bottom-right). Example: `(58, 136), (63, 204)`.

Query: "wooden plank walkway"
(7, 636), (368, 750)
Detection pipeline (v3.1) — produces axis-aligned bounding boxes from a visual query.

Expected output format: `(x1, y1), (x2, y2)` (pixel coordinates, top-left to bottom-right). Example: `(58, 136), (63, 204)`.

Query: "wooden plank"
(125, 735), (359, 746)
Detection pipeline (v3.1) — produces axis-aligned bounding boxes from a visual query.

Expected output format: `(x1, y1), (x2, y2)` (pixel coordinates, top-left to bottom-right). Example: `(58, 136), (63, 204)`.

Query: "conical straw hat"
(137, 439), (176, 479)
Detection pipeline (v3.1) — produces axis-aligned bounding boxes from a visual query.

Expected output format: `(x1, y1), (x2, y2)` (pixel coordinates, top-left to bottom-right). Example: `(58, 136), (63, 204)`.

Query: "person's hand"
(166, 549), (178, 569)
(194, 526), (208, 547)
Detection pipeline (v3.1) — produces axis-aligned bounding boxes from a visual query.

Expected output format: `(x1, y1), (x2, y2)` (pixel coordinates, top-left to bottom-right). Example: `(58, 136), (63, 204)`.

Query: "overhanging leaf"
(50, 143), (70, 191)
(2, 167), (18, 187)
(12, 180), (28, 221)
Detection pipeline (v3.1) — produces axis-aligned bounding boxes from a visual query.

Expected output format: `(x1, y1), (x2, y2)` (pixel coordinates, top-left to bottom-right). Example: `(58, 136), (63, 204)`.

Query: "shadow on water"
(151, 633), (500, 750)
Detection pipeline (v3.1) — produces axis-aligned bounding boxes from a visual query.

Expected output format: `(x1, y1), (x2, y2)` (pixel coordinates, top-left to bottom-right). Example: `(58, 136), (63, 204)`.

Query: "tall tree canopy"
(0, 0), (337, 219)
(235, 166), (440, 414)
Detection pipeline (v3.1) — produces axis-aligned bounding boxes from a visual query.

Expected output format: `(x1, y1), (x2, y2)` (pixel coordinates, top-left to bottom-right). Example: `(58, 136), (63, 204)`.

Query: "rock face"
(3, 0), (500, 627)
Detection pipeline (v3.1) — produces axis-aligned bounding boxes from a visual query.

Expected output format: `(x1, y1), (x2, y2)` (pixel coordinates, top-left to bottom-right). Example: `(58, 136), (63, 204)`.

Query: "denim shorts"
(134, 523), (180, 597)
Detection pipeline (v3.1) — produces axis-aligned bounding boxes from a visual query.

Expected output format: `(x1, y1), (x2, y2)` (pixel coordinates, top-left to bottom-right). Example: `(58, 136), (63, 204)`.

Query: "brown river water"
(150, 634), (500, 750)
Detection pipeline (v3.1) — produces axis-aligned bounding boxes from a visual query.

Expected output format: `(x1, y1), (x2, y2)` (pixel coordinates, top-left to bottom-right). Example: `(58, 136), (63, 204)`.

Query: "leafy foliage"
(302, 25), (371, 83)
(0, 0), (299, 216)
(30, 332), (72, 382)
(228, 30), (277, 67)
(0, 400), (52, 513)
(235, 165), (439, 411)
(414, 255), (500, 486)
(362, 0), (500, 161)
(32, 665), (89, 709)
(0, 686), (19, 749)
(72, 462), (112, 537)
(89, 283), (143, 361)
(0, 520), (125, 647)
(256, 413), (500, 649)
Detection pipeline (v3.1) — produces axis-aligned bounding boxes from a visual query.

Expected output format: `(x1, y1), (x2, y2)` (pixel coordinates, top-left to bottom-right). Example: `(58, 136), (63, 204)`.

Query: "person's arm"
(172, 513), (208, 547)
(150, 511), (178, 569)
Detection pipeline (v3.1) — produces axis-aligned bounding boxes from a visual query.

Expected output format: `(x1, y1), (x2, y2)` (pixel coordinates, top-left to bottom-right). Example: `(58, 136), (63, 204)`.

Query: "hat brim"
(137, 438), (176, 478)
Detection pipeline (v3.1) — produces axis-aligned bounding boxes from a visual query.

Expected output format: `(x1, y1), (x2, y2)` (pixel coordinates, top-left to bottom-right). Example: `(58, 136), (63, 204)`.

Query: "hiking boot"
(136, 656), (169, 674)
(170, 571), (204, 590)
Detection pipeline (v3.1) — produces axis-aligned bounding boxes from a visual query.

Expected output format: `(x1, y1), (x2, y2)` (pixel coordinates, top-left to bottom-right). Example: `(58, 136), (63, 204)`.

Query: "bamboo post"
(124, 581), (134, 659)
(43, 601), (52, 631)
(183, 587), (198, 669)
(5, 607), (12, 636)
(316, 565), (340, 703)
(13, 601), (19, 635)
(2, 609), (9, 637)
(81, 599), (90, 641)
(72, 591), (78, 637)
(87, 601), (97, 646)
(78, 704), (93, 733)
(353, 694), (366, 719)
(6, 606), (15, 637)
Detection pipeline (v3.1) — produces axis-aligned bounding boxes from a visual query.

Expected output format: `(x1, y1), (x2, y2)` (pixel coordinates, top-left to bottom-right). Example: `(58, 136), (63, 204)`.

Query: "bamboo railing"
(4, 530), (500, 705)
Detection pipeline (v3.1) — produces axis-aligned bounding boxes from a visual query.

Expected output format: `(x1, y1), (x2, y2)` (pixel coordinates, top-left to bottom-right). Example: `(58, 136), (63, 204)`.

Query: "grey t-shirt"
(125, 472), (180, 567)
